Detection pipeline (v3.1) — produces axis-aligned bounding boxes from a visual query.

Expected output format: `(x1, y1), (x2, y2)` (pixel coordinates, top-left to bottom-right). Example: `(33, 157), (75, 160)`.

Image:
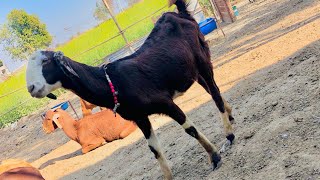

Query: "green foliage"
(0, 60), (3, 67)
(0, 67), (68, 128)
(0, 9), (52, 61)
(94, 1), (111, 22)
(199, 0), (214, 17)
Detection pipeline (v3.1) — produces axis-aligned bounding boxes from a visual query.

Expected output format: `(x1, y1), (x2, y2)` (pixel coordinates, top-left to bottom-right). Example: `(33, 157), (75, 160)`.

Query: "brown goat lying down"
(43, 108), (137, 153)
(0, 159), (45, 180)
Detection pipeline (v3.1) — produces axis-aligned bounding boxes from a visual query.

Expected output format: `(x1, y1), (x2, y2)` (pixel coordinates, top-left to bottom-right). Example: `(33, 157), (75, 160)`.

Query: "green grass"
(0, 68), (67, 127)
(0, 0), (172, 127)
(57, 0), (171, 65)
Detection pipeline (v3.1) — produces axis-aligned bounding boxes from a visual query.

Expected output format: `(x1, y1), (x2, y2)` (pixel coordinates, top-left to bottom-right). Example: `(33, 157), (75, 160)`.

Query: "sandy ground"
(1, 0), (319, 179)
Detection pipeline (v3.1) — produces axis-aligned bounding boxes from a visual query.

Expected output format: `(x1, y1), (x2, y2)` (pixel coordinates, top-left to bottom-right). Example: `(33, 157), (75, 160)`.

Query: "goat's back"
(112, 12), (210, 99)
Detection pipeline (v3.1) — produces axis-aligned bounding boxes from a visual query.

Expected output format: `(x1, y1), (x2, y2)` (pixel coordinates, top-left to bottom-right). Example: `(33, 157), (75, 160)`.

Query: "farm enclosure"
(0, 0), (319, 179)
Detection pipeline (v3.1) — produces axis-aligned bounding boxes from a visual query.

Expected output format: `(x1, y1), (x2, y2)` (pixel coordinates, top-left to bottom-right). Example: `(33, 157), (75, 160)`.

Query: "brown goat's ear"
(52, 114), (62, 129)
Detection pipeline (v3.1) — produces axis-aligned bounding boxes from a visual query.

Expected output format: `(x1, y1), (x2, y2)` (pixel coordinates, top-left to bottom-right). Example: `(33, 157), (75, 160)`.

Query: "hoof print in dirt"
(219, 134), (235, 153)
(219, 140), (232, 154)
(211, 153), (222, 171)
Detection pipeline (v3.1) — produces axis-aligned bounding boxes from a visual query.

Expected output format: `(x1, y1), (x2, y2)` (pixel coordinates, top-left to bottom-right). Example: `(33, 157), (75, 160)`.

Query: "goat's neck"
(60, 58), (114, 109)
(59, 116), (78, 142)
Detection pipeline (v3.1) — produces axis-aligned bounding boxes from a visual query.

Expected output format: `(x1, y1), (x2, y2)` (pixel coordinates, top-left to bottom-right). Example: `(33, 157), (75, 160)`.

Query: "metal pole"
(101, 0), (134, 53)
(68, 100), (80, 120)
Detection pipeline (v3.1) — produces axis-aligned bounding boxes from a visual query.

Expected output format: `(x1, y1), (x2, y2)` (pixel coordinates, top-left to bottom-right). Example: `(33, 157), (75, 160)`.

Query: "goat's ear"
(61, 61), (79, 77)
(53, 51), (64, 61)
(54, 51), (80, 78)
(52, 114), (63, 129)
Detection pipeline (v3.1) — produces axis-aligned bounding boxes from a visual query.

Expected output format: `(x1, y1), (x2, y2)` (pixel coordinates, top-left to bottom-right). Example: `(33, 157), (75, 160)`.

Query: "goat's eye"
(42, 58), (49, 64)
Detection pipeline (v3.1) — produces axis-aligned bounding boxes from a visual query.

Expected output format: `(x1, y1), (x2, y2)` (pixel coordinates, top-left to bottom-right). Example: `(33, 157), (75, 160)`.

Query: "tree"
(0, 60), (3, 67)
(0, 9), (52, 61)
(93, 1), (111, 22)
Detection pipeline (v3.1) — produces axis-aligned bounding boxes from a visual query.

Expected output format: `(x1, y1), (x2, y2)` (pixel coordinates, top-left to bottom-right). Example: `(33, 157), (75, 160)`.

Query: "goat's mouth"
(53, 121), (58, 130)
(30, 85), (47, 98)
(46, 93), (57, 100)
(43, 121), (58, 134)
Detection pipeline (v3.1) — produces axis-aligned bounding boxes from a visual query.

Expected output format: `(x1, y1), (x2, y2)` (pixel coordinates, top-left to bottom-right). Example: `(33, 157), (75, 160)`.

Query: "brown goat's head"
(0, 159), (45, 180)
(42, 109), (62, 134)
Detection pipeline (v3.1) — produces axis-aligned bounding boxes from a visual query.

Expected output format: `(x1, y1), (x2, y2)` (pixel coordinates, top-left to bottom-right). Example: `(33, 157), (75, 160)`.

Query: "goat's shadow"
(39, 149), (82, 170)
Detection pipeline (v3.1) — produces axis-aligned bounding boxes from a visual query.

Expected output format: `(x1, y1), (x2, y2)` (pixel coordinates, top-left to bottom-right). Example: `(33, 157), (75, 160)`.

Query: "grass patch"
(0, 0), (172, 127)
(57, 0), (171, 65)
(0, 89), (66, 127)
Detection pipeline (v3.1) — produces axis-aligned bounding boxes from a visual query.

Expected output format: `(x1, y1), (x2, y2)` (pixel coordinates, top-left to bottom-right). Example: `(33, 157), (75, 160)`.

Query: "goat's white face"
(26, 51), (62, 98)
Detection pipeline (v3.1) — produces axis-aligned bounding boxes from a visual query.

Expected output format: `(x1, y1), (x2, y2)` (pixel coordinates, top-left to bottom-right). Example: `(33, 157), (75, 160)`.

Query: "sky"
(0, 0), (100, 72)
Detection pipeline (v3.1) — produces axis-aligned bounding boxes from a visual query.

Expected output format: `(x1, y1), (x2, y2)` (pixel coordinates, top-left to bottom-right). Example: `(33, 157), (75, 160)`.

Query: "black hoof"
(229, 115), (235, 124)
(226, 134), (235, 144)
(211, 153), (222, 171)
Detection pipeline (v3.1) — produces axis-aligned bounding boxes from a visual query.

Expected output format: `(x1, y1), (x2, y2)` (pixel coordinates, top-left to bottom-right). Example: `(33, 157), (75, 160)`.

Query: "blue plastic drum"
(198, 18), (217, 35)
(51, 101), (69, 110)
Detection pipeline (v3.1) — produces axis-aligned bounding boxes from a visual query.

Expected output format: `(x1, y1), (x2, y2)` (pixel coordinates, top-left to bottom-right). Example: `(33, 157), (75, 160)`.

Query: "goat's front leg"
(81, 137), (105, 154)
(210, 85), (235, 153)
(136, 118), (173, 180)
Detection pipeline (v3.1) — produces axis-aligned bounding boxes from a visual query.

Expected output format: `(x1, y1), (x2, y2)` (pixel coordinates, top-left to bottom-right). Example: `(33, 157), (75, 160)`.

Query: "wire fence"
(0, 2), (177, 126)
(70, 4), (168, 60)
(0, 86), (26, 99)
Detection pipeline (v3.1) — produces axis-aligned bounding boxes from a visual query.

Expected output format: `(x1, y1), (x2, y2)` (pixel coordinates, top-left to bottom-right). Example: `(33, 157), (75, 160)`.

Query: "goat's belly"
(173, 91), (185, 99)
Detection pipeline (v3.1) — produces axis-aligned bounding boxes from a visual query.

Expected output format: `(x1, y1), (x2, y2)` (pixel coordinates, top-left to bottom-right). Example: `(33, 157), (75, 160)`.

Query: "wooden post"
(101, 0), (134, 53)
(211, 0), (236, 23)
(209, 0), (222, 20)
(209, 0), (226, 37)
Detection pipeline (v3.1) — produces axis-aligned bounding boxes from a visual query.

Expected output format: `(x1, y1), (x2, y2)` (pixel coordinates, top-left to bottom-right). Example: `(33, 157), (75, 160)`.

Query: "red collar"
(104, 66), (120, 116)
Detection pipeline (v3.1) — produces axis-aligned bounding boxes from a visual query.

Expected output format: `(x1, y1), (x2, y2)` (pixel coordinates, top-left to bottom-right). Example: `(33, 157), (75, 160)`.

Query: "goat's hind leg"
(222, 96), (235, 124)
(198, 71), (235, 153)
(136, 118), (173, 180)
(198, 75), (235, 124)
(164, 101), (222, 170)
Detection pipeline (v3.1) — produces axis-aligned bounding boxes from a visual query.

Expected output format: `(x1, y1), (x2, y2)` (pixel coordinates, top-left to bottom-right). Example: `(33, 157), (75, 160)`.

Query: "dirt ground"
(1, 0), (319, 179)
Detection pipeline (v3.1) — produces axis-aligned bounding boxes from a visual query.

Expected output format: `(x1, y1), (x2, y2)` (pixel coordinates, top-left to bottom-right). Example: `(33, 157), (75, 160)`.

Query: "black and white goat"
(26, 0), (235, 179)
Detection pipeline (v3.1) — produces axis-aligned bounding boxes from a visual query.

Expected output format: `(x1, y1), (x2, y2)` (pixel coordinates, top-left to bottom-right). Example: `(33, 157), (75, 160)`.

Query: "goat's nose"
(27, 85), (35, 93)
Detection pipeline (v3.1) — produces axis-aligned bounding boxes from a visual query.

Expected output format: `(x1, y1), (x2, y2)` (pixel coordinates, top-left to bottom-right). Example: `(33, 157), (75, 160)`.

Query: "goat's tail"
(169, 0), (190, 16)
